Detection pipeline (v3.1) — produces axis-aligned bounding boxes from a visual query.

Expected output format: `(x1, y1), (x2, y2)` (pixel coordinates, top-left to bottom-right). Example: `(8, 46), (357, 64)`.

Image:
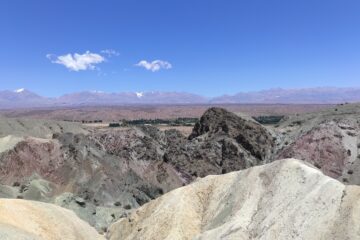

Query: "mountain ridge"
(1, 87), (360, 108)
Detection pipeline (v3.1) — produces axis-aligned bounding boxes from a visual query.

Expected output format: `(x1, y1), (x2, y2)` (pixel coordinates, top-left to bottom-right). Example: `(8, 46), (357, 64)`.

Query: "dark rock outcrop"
(164, 108), (275, 177)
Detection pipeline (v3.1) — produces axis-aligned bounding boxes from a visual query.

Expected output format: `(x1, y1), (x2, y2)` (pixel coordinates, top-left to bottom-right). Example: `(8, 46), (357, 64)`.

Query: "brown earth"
(0, 104), (333, 122)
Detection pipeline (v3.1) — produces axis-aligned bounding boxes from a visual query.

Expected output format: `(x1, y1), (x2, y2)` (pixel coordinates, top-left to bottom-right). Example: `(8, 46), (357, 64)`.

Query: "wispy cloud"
(135, 60), (172, 72)
(46, 51), (106, 71)
(101, 49), (120, 57)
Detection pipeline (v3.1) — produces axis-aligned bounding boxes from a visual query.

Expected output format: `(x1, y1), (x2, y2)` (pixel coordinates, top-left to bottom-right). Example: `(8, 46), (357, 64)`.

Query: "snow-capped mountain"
(135, 92), (144, 98)
(0, 89), (52, 108)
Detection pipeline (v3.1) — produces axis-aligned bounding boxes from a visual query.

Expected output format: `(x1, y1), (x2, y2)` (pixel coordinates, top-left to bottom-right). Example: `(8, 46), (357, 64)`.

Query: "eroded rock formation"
(108, 159), (360, 240)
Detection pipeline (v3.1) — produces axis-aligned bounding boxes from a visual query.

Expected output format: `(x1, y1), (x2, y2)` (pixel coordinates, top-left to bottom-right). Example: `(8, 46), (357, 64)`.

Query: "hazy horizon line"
(3, 85), (360, 98)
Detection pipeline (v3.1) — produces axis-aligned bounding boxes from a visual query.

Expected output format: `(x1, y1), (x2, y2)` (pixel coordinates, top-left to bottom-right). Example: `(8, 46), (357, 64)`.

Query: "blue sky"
(1, 0), (360, 97)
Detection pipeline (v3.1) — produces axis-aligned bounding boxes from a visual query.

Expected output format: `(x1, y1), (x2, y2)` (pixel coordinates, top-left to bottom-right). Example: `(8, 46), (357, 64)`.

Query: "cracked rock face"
(108, 159), (360, 240)
(166, 107), (275, 177)
(189, 107), (274, 161)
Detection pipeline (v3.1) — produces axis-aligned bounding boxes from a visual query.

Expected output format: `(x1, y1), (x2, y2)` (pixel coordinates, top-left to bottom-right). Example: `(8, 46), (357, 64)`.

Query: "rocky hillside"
(0, 117), (87, 138)
(275, 103), (360, 185)
(0, 108), (274, 232)
(108, 159), (360, 240)
(0, 128), (184, 232)
(165, 107), (275, 177)
(0, 199), (103, 240)
(2, 104), (360, 237)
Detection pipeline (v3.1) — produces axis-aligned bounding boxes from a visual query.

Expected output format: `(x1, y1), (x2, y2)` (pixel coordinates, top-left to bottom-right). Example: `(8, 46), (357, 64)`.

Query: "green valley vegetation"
(124, 118), (198, 126)
(252, 115), (284, 125)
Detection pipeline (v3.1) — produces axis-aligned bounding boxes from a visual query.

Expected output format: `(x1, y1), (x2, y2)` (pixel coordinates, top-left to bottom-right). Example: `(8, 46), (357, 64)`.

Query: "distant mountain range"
(211, 87), (360, 104)
(0, 89), (49, 108)
(1, 87), (360, 108)
(57, 91), (207, 105)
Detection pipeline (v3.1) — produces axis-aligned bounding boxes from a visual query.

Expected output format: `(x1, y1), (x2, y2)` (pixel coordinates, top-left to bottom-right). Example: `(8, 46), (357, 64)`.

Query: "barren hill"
(108, 159), (360, 240)
(275, 103), (360, 184)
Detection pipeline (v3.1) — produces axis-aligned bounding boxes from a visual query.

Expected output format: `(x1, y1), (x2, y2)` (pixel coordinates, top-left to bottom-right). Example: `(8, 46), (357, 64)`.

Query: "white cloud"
(135, 60), (172, 72)
(101, 49), (120, 57)
(47, 51), (105, 71)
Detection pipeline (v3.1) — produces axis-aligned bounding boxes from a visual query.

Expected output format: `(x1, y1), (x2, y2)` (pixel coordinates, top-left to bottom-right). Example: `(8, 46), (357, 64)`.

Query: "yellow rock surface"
(0, 199), (104, 240)
(108, 159), (360, 240)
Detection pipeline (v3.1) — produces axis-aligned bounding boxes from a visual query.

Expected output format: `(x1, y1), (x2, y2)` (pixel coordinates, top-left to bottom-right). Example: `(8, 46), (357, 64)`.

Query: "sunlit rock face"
(0, 198), (104, 240)
(108, 159), (360, 240)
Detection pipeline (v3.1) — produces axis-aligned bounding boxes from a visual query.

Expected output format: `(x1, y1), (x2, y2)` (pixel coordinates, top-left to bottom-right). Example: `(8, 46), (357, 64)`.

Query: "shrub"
(109, 123), (120, 127)
(347, 149), (351, 156)
(124, 204), (132, 210)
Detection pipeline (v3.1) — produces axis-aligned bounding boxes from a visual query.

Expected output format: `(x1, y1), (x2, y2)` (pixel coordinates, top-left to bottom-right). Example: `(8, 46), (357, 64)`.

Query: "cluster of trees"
(82, 120), (103, 124)
(109, 123), (121, 127)
(252, 115), (284, 125)
(66, 116), (283, 127)
(62, 119), (103, 124)
(125, 117), (198, 126)
(66, 116), (282, 127)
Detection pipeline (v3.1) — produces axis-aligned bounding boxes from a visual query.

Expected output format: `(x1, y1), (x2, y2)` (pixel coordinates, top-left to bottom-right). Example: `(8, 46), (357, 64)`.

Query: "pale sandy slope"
(0, 199), (104, 240)
(108, 159), (360, 240)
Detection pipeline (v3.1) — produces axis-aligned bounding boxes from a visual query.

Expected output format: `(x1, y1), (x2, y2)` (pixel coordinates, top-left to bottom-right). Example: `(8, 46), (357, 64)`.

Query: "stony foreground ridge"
(0, 199), (104, 240)
(108, 159), (360, 240)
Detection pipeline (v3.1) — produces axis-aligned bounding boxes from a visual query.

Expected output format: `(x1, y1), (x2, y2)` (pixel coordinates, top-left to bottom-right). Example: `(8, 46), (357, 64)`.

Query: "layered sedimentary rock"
(0, 129), (181, 232)
(108, 159), (360, 240)
(275, 104), (360, 184)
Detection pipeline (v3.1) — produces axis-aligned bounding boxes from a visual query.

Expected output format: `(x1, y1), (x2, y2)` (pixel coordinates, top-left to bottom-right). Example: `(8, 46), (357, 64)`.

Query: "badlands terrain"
(108, 159), (360, 240)
(0, 103), (359, 239)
